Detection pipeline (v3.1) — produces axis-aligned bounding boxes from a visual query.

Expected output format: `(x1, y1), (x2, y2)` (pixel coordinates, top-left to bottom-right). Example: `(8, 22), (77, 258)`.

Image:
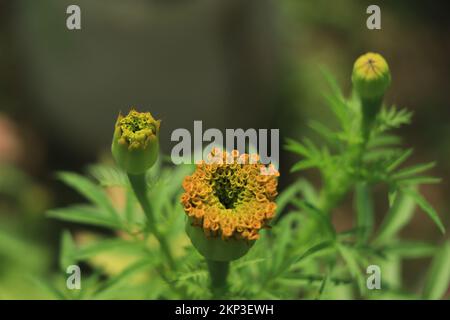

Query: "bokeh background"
(0, 0), (449, 298)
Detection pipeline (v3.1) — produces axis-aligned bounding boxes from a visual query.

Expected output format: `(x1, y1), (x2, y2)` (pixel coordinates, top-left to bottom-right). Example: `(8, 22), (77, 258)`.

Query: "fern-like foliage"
(281, 70), (447, 299)
(44, 71), (449, 300)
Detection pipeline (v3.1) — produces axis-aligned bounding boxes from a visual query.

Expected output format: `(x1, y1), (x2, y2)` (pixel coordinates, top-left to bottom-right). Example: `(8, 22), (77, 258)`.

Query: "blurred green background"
(0, 0), (449, 298)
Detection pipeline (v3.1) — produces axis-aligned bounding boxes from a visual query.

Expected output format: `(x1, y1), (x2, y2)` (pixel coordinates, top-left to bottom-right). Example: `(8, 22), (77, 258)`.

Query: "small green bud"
(111, 109), (161, 175)
(352, 52), (391, 100)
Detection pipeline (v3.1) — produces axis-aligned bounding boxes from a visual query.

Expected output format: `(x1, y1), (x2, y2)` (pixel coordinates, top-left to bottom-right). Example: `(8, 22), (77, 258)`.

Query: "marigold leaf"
(294, 240), (336, 264)
(336, 244), (365, 294)
(290, 160), (318, 172)
(88, 164), (128, 187)
(374, 191), (416, 245)
(28, 276), (67, 300)
(383, 241), (437, 258)
(396, 176), (442, 186)
(59, 230), (76, 272)
(386, 149), (413, 172)
(422, 241), (450, 300)
(57, 172), (118, 218)
(285, 138), (310, 157)
(392, 162), (436, 179)
(93, 258), (155, 298)
(47, 205), (123, 230)
(74, 239), (146, 261)
(403, 189), (445, 234)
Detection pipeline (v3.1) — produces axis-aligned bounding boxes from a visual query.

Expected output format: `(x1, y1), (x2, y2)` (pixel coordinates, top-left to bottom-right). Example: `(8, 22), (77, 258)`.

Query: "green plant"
(45, 53), (449, 300)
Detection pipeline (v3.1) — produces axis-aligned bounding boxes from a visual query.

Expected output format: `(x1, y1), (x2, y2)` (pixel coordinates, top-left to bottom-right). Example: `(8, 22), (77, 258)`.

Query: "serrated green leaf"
(93, 258), (155, 298)
(57, 172), (118, 217)
(404, 189), (445, 234)
(320, 68), (349, 130)
(392, 162), (436, 179)
(376, 106), (412, 132)
(293, 200), (336, 238)
(277, 274), (351, 286)
(74, 239), (145, 261)
(274, 182), (301, 221)
(336, 244), (365, 294)
(386, 149), (413, 172)
(233, 258), (266, 270)
(88, 164), (128, 187)
(290, 160), (318, 172)
(271, 215), (296, 273)
(160, 164), (194, 198)
(273, 179), (319, 225)
(383, 241), (437, 258)
(363, 147), (403, 162)
(317, 266), (333, 300)
(285, 138), (310, 157)
(47, 205), (123, 230)
(294, 240), (336, 264)
(28, 276), (67, 300)
(309, 120), (339, 145)
(374, 191), (416, 245)
(303, 137), (320, 156)
(388, 186), (398, 207)
(59, 230), (76, 271)
(321, 67), (344, 100)
(422, 242), (450, 300)
(368, 134), (402, 148)
(173, 269), (209, 283)
(397, 176), (442, 186)
(297, 178), (319, 205)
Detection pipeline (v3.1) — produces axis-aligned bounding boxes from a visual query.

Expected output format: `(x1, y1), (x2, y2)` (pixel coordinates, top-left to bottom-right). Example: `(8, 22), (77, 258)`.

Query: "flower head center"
(212, 171), (244, 209)
(116, 109), (160, 150)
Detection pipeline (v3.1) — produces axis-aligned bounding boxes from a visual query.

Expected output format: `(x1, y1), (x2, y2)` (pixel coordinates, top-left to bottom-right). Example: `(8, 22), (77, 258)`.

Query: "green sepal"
(185, 219), (255, 262)
(111, 133), (159, 175)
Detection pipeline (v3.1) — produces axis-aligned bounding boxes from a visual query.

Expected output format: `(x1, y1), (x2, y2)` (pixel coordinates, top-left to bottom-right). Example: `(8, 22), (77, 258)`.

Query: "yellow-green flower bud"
(352, 52), (391, 100)
(111, 109), (161, 175)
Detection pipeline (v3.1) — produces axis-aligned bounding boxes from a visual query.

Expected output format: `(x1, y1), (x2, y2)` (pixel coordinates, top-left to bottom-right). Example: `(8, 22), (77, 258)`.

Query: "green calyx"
(185, 219), (255, 262)
(111, 109), (161, 175)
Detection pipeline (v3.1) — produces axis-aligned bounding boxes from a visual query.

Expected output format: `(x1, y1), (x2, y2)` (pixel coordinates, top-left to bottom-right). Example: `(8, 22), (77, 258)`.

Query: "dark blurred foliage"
(0, 0), (449, 298)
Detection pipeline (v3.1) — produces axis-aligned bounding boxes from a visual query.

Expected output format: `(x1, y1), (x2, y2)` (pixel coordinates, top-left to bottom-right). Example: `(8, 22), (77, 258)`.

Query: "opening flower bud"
(181, 148), (279, 262)
(111, 109), (161, 175)
(352, 52), (391, 100)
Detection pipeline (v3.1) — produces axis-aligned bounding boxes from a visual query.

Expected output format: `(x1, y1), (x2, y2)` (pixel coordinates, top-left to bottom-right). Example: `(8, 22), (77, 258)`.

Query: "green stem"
(128, 173), (176, 270)
(318, 96), (382, 215)
(206, 259), (229, 298)
(361, 95), (383, 142)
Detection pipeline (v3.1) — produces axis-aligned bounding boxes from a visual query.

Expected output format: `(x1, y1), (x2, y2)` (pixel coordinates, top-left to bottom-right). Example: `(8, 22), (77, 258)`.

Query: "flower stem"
(361, 95), (383, 142)
(127, 173), (176, 270)
(318, 96), (382, 215)
(206, 259), (229, 298)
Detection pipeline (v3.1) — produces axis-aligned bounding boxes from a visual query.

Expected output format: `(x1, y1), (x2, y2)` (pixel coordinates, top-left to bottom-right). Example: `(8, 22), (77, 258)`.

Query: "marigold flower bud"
(111, 109), (161, 175)
(352, 52), (391, 100)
